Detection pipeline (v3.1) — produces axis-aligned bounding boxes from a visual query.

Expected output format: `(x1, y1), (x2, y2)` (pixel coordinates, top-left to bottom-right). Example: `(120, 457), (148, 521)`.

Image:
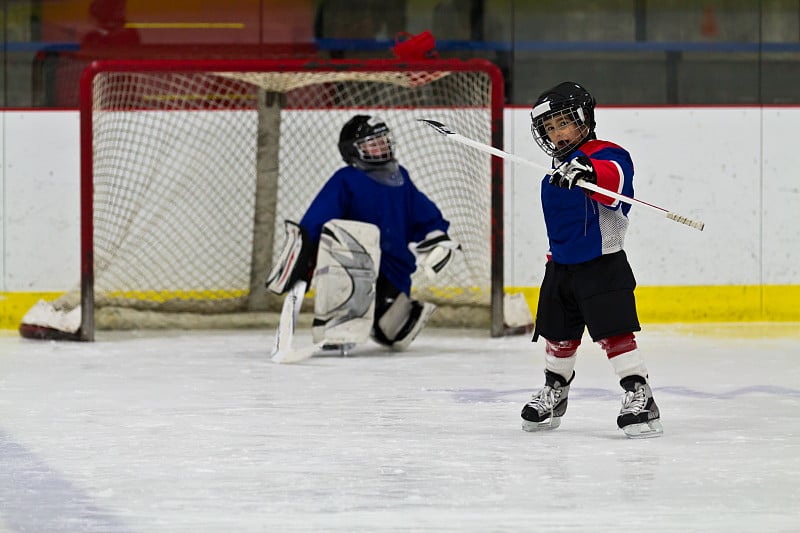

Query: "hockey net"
(20, 58), (506, 340)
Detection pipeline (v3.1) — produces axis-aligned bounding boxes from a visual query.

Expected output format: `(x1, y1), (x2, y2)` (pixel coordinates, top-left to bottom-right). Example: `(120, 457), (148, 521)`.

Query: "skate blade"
(522, 417), (561, 432)
(321, 343), (356, 356)
(621, 419), (664, 439)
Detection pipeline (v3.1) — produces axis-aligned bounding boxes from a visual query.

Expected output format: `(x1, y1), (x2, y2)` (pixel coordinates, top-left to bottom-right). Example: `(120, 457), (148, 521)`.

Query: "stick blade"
(271, 342), (324, 364)
(270, 280), (328, 364)
(417, 118), (454, 135)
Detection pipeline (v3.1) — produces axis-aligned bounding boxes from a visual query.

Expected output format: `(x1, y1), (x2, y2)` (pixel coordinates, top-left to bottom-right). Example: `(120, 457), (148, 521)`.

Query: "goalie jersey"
(300, 164), (449, 295)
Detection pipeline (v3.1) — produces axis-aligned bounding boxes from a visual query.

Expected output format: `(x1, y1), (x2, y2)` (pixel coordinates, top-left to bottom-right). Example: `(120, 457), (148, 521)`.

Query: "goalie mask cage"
(21, 58), (507, 341)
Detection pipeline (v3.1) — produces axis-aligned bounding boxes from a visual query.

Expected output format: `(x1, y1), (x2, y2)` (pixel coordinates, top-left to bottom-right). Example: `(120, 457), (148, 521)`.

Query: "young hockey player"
(266, 114), (460, 352)
(521, 81), (663, 438)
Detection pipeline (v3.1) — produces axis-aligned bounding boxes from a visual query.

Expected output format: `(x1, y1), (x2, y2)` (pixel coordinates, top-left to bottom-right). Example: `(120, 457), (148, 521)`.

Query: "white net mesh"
(56, 63), (500, 332)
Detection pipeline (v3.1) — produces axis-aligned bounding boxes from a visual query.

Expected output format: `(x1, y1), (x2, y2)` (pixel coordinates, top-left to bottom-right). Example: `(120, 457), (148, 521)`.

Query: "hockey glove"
(409, 231), (462, 278)
(550, 155), (597, 190)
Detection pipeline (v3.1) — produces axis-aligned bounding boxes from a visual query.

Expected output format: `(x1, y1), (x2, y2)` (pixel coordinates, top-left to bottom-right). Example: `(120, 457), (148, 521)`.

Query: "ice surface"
(0, 324), (798, 532)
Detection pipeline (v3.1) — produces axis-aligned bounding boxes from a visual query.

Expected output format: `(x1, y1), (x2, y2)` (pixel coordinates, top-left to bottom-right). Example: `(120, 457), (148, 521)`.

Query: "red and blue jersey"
(541, 139), (634, 264)
(300, 164), (449, 295)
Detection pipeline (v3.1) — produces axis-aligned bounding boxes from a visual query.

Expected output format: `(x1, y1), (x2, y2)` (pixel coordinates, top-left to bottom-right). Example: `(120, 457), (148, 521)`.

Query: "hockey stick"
(271, 280), (322, 364)
(418, 119), (705, 231)
(272, 339), (324, 364)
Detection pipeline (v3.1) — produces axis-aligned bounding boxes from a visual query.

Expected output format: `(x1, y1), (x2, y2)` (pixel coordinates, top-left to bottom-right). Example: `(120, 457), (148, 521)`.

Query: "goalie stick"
(270, 280), (324, 364)
(418, 118), (705, 231)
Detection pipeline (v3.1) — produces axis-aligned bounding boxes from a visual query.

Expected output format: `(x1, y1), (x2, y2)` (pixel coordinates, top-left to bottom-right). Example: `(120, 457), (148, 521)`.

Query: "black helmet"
(530, 81), (596, 159)
(338, 115), (395, 169)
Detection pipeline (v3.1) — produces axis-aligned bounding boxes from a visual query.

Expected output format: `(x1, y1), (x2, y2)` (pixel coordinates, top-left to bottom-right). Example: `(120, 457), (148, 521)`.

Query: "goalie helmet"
(530, 81), (596, 159)
(338, 115), (395, 169)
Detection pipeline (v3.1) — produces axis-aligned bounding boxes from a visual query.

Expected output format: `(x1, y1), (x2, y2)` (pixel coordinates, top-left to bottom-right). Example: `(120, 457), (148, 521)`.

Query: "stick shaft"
(420, 119), (704, 231)
(450, 131), (664, 214)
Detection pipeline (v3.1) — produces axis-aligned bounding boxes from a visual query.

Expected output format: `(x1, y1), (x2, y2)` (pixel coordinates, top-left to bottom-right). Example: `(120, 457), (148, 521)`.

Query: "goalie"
(266, 115), (460, 352)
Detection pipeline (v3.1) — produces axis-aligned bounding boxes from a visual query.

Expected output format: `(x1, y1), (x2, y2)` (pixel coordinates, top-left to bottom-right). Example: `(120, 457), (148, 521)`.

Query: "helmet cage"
(530, 95), (595, 159)
(353, 130), (395, 164)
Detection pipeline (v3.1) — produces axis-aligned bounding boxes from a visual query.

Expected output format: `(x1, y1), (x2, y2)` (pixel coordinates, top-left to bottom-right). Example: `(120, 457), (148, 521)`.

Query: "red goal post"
(21, 57), (507, 341)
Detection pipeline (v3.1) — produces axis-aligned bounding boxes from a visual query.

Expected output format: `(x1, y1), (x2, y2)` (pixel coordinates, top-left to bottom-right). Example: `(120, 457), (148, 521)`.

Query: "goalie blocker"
(267, 219), (438, 351)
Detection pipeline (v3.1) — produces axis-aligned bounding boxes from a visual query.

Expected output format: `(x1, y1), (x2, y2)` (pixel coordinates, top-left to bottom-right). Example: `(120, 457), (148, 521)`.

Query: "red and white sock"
(599, 333), (648, 381)
(544, 339), (580, 381)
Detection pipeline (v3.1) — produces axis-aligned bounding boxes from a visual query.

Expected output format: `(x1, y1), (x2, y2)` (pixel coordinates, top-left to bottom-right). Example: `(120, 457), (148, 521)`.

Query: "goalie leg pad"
(311, 219), (381, 344)
(372, 292), (437, 351)
(266, 220), (314, 294)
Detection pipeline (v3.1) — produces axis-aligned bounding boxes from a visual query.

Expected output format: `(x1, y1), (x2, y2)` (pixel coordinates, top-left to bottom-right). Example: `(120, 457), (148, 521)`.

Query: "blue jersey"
(541, 139), (634, 265)
(300, 164), (449, 295)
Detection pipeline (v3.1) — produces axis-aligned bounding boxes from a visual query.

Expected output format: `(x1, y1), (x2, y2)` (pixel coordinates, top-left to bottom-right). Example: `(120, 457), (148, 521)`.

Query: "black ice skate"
(617, 375), (663, 438)
(521, 370), (574, 432)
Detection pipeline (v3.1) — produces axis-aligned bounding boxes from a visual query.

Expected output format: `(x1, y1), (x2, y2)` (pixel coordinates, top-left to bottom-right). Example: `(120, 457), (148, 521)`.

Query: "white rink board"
(2, 107), (799, 293)
(503, 106), (785, 288)
(3, 111), (81, 291)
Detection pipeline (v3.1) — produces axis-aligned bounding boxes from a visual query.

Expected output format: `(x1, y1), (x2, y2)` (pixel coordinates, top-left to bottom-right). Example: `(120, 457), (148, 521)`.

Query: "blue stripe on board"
(4, 42), (80, 53)
(8, 40), (800, 54)
(315, 38), (800, 54)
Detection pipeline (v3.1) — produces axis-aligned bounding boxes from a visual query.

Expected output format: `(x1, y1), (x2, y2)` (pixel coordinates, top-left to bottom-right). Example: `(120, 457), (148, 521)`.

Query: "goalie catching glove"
(549, 155), (597, 190)
(265, 220), (315, 294)
(409, 230), (461, 278)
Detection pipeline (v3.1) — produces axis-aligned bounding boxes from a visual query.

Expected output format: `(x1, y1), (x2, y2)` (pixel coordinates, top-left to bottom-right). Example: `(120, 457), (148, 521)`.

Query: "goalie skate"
(321, 343), (357, 356)
(521, 370), (574, 432)
(617, 376), (663, 439)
